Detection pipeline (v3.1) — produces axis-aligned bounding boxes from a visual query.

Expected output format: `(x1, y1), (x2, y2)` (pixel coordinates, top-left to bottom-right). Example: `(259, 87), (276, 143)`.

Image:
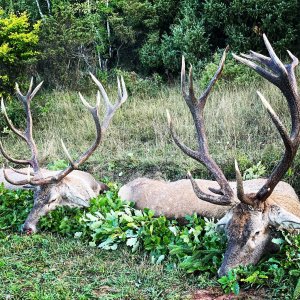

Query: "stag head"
(1, 74), (127, 233)
(167, 34), (300, 276)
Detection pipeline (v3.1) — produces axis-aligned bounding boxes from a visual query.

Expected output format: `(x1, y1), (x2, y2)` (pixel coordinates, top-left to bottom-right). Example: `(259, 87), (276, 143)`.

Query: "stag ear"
(268, 205), (300, 231)
(98, 181), (109, 194)
(216, 211), (233, 231)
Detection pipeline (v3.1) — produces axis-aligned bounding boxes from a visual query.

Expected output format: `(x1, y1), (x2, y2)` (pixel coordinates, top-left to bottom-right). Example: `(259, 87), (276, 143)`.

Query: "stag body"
(1, 74), (127, 233)
(119, 178), (299, 219)
(120, 35), (300, 276)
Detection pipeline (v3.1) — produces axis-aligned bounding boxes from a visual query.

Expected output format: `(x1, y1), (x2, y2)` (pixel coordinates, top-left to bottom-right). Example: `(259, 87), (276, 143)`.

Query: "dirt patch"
(192, 287), (267, 300)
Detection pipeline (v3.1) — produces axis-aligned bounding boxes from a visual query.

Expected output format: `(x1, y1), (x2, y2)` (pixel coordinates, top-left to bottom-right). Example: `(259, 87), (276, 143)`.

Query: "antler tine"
(234, 34), (300, 203)
(0, 140), (30, 165)
(60, 139), (75, 168)
(89, 72), (113, 112)
(79, 92), (95, 111)
(29, 81), (44, 101)
(240, 51), (272, 68)
(166, 109), (199, 161)
(187, 171), (232, 205)
(199, 46), (229, 107)
(257, 91), (291, 150)
(101, 76), (128, 131)
(235, 160), (244, 201)
(8, 166), (34, 176)
(117, 77), (122, 100)
(234, 160), (254, 205)
(26, 77), (34, 97)
(168, 48), (235, 206)
(1, 98), (26, 141)
(118, 76), (128, 104)
(287, 50), (299, 69)
(15, 82), (25, 101)
(232, 53), (279, 87)
(181, 56), (188, 101)
(2, 165), (32, 186)
(263, 34), (287, 75)
(180, 56), (197, 107)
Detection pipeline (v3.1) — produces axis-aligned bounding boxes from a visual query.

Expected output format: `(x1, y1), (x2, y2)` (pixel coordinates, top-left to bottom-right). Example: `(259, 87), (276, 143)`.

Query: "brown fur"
(118, 177), (300, 219)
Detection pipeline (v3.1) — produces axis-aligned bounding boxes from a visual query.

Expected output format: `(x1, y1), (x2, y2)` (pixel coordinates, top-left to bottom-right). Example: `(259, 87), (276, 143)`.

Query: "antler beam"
(167, 46), (234, 206)
(233, 34), (300, 203)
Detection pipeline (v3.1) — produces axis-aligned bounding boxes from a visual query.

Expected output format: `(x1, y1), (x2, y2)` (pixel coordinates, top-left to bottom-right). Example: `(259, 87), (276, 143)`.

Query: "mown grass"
(0, 233), (204, 300)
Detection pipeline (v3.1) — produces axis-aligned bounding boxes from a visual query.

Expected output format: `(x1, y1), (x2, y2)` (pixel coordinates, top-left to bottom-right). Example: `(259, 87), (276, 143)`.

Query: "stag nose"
(21, 224), (37, 235)
(217, 266), (228, 278)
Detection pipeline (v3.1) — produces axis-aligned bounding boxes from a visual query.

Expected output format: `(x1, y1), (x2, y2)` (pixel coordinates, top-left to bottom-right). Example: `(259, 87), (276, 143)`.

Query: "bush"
(115, 69), (163, 98)
(36, 2), (104, 89)
(0, 9), (41, 95)
(198, 52), (259, 89)
(0, 184), (33, 233)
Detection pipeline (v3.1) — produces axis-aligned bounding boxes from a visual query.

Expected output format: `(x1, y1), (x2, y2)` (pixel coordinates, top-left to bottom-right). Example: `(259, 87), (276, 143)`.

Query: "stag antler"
(168, 35), (300, 208)
(0, 79), (43, 174)
(233, 34), (300, 204)
(167, 46), (235, 206)
(1, 74), (127, 186)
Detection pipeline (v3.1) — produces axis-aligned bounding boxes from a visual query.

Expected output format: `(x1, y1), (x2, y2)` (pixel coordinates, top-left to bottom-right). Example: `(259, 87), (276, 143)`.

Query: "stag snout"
(21, 222), (38, 234)
(218, 266), (229, 278)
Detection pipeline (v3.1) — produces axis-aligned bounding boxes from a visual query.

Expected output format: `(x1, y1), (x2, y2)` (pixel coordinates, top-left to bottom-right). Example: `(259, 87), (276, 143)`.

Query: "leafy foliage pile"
(1, 182), (300, 297)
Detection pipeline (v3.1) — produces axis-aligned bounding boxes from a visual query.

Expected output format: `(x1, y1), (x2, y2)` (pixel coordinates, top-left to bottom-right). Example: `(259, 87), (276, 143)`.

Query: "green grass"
(0, 79), (294, 186)
(0, 233), (204, 300)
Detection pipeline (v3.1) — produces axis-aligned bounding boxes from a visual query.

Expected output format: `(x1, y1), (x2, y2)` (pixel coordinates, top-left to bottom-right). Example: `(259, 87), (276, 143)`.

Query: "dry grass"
(0, 80), (291, 183)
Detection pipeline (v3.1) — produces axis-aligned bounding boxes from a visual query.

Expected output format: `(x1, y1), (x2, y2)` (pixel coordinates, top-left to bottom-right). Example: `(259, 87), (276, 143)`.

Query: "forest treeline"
(0, 0), (300, 92)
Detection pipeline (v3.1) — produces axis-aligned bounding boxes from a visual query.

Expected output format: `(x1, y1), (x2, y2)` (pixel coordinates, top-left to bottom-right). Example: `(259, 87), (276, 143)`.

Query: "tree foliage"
(0, 0), (299, 89)
(0, 9), (40, 94)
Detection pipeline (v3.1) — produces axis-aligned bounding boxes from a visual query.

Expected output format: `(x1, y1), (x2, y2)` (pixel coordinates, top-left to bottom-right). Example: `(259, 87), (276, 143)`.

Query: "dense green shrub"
(140, 0), (300, 76)
(198, 52), (259, 88)
(0, 9), (40, 95)
(1, 0), (299, 86)
(36, 2), (106, 89)
(0, 184), (33, 233)
(115, 68), (163, 97)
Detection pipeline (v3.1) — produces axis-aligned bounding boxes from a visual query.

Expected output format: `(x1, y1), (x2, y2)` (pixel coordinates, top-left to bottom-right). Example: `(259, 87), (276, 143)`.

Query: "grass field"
(0, 78), (293, 184)
(0, 233), (203, 300)
(0, 79), (299, 300)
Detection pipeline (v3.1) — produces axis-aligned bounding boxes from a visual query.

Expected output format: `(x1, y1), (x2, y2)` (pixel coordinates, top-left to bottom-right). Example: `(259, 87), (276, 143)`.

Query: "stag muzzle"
(217, 232), (272, 277)
(21, 222), (38, 234)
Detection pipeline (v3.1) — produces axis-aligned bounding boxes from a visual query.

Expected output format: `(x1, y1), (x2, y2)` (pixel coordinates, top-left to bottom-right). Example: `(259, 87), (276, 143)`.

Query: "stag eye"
(255, 231), (260, 236)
